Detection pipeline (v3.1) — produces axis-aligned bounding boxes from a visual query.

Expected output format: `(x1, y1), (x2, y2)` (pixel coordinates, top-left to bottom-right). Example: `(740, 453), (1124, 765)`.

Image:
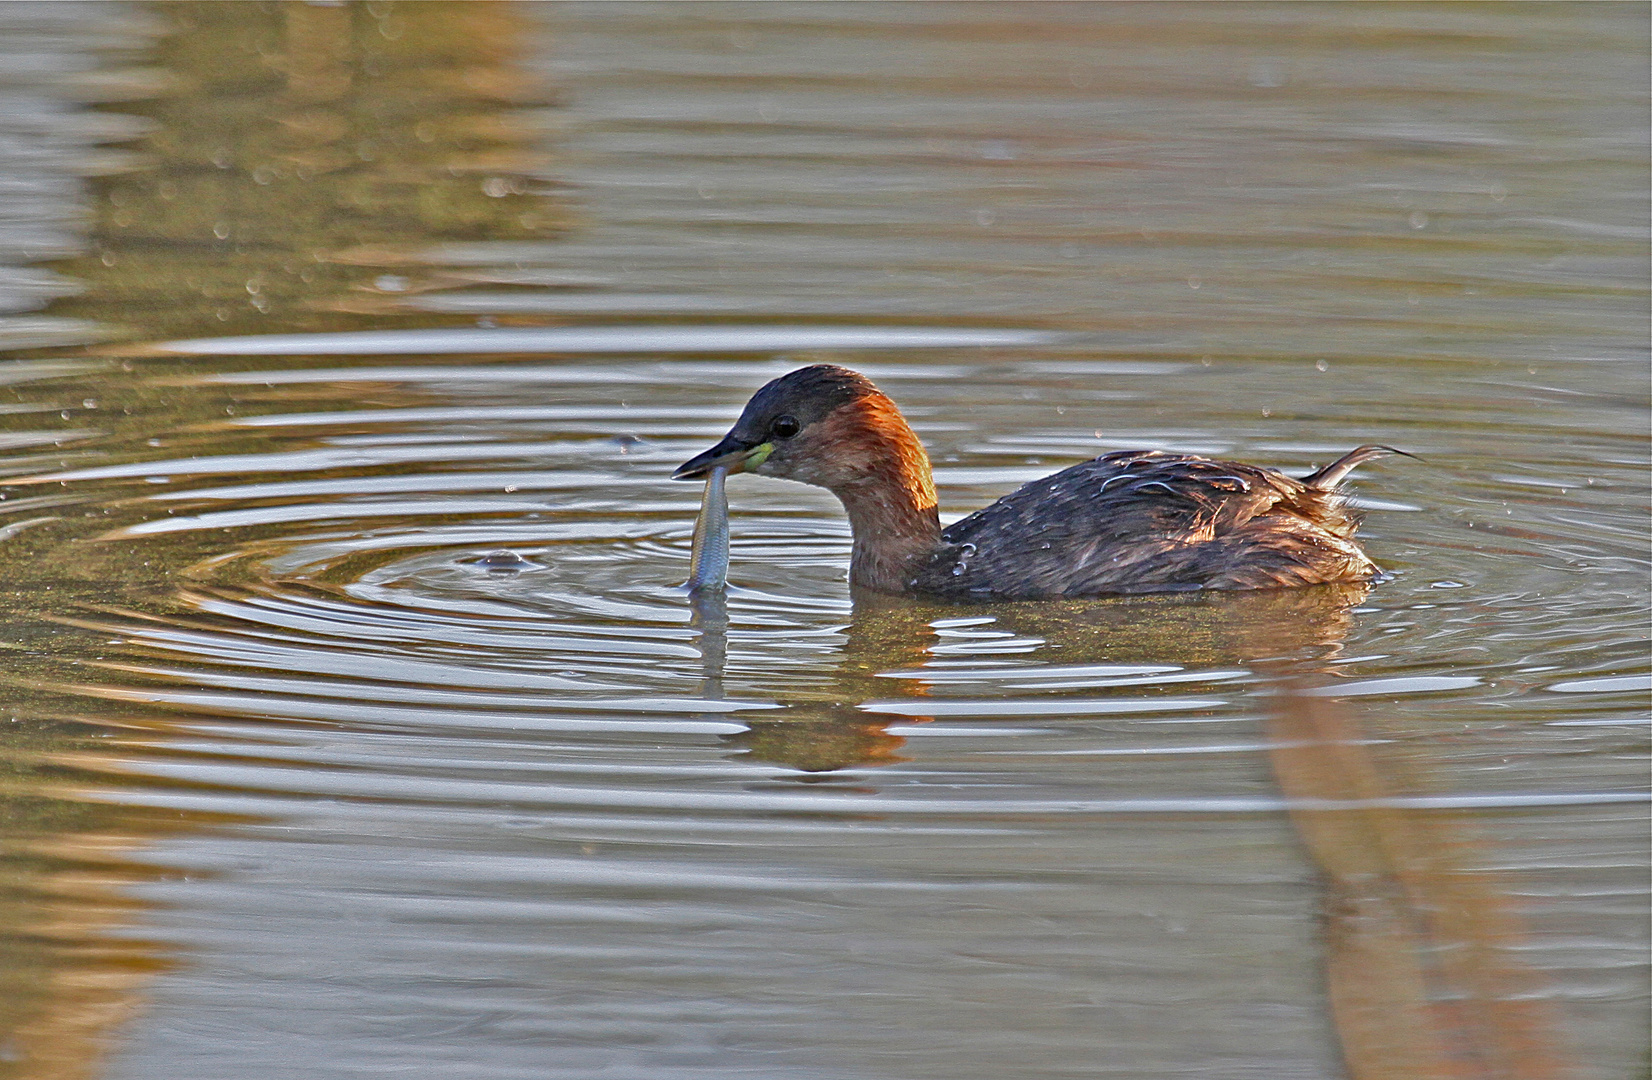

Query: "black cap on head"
(740, 364), (876, 423)
(672, 365), (880, 480)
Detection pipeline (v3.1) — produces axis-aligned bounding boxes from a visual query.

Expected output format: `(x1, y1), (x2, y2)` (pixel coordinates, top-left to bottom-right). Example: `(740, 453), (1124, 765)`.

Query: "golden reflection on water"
(1267, 685), (1572, 1080)
(52, 0), (567, 345)
(0, 775), (216, 1080)
(0, 4), (572, 1074)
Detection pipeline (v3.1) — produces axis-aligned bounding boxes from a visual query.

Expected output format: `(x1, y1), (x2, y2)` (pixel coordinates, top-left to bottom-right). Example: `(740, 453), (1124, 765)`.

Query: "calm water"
(0, 4), (1645, 1078)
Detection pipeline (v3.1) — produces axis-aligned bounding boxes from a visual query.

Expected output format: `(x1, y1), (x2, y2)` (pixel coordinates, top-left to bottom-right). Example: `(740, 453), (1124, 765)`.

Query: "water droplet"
(1409, 211), (1429, 229)
(951, 564), (966, 577)
(974, 209), (996, 227)
(1314, 359), (1328, 372)
(375, 275), (409, 292)
(1429, 580), (1467, 589)
(960, 543), (977, 556)
(1247, 60), (1287, 88)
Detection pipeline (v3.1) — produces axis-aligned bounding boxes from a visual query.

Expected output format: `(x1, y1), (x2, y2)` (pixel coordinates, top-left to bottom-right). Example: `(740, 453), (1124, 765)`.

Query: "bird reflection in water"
(695, 581), (1367, 775)
(686, 582), (1572, 1076)
(688, 587), (918, 777)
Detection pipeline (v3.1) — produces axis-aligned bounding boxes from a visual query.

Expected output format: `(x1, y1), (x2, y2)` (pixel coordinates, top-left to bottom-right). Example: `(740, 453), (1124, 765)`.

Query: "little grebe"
(673, 365), (1403, 599)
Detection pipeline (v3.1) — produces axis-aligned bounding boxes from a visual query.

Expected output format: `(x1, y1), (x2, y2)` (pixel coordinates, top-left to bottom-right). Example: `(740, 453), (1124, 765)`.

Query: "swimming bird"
(673, 365), (1404, 600)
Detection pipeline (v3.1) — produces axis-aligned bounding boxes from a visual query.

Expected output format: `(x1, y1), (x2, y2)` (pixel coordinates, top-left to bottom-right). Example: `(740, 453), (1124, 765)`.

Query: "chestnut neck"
(818, 395), (943, 593)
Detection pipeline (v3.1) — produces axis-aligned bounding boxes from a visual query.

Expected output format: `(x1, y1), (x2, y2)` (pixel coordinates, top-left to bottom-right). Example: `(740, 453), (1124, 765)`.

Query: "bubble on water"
(475, 550), (536, 572)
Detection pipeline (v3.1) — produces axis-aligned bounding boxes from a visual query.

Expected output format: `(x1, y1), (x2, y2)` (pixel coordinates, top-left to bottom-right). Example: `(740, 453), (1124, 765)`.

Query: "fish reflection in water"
(688, 583), (1572, 1073)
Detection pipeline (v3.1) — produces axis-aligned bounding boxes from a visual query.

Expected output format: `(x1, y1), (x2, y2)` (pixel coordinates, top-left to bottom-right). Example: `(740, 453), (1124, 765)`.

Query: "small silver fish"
(684, 464), (729, 593)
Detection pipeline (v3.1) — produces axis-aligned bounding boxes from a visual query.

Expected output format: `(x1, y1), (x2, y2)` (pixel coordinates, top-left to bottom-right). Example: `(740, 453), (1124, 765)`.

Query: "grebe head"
(675, 365), (941, 591)
(673, 364), (902, 490)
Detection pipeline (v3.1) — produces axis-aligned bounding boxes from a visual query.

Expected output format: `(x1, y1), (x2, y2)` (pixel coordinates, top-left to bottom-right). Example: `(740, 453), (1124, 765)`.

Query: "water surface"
(0, 4), (1644, 1079)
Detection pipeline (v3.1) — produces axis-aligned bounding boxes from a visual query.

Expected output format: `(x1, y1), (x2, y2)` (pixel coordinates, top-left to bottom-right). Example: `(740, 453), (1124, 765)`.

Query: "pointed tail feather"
(1302, 445), (1416, 491)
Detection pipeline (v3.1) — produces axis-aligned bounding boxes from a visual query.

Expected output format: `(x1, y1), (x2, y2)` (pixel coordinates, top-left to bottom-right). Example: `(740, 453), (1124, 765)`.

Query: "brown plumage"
(673, 365), (1404, 600)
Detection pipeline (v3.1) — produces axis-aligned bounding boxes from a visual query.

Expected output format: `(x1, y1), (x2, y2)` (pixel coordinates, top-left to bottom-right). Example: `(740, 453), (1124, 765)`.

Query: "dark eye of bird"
(771, 415), (800, 439)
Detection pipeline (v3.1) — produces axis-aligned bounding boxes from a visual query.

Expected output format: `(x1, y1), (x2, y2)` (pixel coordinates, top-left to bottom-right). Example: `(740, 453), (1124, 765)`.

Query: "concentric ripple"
(0, 2), (1641, 1075)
